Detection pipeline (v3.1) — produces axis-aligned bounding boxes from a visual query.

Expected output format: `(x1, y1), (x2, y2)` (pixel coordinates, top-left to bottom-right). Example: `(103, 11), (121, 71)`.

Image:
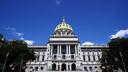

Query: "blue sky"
(0, 0), (128, 45)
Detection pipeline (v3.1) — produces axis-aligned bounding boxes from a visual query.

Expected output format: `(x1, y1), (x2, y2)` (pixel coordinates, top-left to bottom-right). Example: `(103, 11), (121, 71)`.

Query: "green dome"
(55, 18), (73, 31)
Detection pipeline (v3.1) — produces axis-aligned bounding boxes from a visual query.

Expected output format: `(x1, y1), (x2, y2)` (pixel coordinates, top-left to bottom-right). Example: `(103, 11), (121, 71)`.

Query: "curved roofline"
(54, 18), (73, 31)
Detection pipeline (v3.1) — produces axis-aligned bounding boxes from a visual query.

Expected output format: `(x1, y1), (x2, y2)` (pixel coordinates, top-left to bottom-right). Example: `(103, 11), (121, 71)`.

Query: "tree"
(0, 35), (36, 72)
(0, 34), (6, 47)
(100, 38), (128, 72)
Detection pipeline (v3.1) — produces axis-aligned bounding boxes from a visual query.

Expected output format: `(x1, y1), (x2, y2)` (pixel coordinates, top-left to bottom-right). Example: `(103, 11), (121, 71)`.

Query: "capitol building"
(25, 18), (108, 72)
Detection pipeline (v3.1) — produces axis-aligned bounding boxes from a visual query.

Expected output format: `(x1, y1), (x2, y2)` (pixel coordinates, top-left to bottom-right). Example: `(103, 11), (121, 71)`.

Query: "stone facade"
(25, 19), (108, 72)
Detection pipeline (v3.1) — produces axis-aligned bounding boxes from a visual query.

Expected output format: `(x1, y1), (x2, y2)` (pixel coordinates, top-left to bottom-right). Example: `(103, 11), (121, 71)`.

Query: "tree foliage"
(0, 34), (36, 72)
(100, 38), (128, 72)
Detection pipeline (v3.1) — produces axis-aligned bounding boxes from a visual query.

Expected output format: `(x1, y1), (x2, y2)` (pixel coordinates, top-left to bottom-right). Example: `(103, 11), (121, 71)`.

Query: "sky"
(0, 0), (128, 45)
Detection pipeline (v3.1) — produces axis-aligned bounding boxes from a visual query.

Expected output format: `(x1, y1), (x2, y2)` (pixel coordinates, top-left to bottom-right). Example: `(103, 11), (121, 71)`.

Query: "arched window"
(52, 63), (56, 71)
(40, 67), (43, 70)
(71, 63), (76, 71)
(95, 66), (97, 68)
(35, 67), (38, 71)
(89, 67), (92, 71)
(84, 67), (87, 71)
(61, 63), (66, 71)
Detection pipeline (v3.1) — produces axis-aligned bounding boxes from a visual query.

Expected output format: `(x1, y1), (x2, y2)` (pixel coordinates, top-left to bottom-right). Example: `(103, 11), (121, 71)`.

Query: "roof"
(54, 18), (73, 31)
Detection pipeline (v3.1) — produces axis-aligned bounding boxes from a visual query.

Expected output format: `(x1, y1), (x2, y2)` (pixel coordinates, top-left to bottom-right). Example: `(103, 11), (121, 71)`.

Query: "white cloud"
(55, 0), (61, 6)
(16, 32), (24, 36)
(24, 40), (34, 45)
(111, 29), (128, 39)
(5, 27), (16, 31)
(82, 42), (94, 46)
(4, 27), (34, 45)
(20, 37), (24, 40)
(5, 27), (24, 37)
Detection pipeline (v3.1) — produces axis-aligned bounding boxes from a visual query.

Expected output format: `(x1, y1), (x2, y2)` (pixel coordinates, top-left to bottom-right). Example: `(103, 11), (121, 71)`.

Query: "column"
(95, 52), (98, 61)
(51, 45), (53, 56)
(60, 63), (62, 71)
(90, 52), (93, 61)
(70, 64), (71, 71)
(56, 63), (58, 70)
(68, 45), (69, 54)
(39, 54), (42, 61)
(66, 63), (68, 71)
(85, 52), (88, 61)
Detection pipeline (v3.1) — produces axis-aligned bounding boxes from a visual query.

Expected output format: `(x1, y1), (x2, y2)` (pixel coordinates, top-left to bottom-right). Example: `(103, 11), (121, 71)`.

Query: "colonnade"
(83, 52), (102, 61)
(49, 44), (78, 55)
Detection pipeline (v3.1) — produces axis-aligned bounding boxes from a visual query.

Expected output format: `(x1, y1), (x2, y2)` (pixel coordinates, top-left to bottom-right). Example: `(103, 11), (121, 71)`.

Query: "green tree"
(100, 38), (128, 72)
(0, 35), (36, 72)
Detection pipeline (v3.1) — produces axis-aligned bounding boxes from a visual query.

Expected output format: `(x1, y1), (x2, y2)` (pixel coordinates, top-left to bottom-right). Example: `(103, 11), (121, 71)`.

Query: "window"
(88, 55), (90, 61)
(83, 55), (85, 61)
(41, 67), (43, 70)
(37, 55), (39, 62)
(53, 45), (57, 54)
(84, 67), (87, 71)
(89, 67), (92, 71)
(62, 55), (65, 59)
(68, 65), (70, 70)
(97, 55), (100, 61)
(71, 55), (74, 59)
(30, 67), (33, 69)
(95, 66), (97, 68)
(61, 45), (66, 54)
(70, 45), (75, 54)
(54, 55), (57, 59)
(35, 67), (38, 71)
(42, 55), (44, 61)
(93, 55), (95, 61)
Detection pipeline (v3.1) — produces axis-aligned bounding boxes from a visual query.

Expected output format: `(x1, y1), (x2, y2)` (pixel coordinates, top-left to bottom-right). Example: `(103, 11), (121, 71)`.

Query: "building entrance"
(61, 63), (66, 71)
(52, 64), (56, 71)
(71, 63), (76, 71)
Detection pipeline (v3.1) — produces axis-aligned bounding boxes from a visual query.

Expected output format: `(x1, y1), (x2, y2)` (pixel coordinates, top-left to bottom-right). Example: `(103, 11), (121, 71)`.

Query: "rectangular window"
(37, 55), (39, 62)
(42, 55), (44, 61)
(93, 55), (95, 61)
(98, 55), (100, 61)
(61, 45), (66, 54)
(53, 45), (57, 54)
(83, 55), (85, 61)
(88, 55), (90, 61)
(70, 45), (75, 54)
